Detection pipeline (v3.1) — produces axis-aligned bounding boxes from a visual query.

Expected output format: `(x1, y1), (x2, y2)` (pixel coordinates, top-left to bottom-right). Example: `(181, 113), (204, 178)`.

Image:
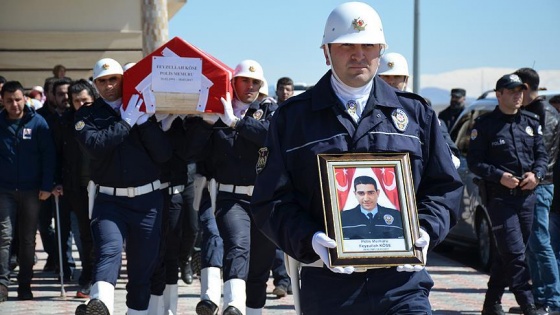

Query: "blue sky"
(169, 0), (560, 90)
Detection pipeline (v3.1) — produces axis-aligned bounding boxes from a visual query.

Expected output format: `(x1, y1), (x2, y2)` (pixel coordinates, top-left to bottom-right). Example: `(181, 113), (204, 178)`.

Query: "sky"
(169, 0), (560, 96)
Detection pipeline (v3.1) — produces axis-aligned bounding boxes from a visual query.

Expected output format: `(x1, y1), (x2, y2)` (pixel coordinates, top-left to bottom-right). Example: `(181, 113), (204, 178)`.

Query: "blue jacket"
(341, 205), (404, 240)
(0, 105), (55, 191)
(250, 72), (463, 263)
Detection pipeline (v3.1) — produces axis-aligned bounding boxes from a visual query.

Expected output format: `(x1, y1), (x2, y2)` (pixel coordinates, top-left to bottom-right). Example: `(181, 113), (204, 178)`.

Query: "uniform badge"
(391, 109), (408, 132)
(387, 61), (394, 69)
(352, 18), (367, 31)
(525, 126), (534, 136)
(253, 109), (264, 120)
(470, 129), (478, 140)
(256, 147), (269, 174)
(346, 100), (357, 117)
(383, 214), (394, 225)
(249, 66), (256, 72)
(22, 128), (32, 140)
(75, 120), (85, 131)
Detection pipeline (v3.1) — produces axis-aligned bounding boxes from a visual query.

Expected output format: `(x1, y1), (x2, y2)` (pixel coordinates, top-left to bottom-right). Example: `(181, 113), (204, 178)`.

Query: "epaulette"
(520, 109), (540, 121)
(396, 90), (428, 105)
(474, 111), (493, 122)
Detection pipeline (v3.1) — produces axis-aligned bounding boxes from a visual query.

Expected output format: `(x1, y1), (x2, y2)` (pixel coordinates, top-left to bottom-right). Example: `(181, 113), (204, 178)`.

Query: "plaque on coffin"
(123, 37), (233, 114)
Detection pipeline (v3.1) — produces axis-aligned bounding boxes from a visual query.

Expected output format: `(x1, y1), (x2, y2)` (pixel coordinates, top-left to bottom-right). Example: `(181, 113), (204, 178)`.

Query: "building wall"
(0, 0), (185, 88)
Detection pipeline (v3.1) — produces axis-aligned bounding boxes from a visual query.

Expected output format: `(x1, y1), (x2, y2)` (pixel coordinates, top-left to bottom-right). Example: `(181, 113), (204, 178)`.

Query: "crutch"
(54, 195), (66, 298)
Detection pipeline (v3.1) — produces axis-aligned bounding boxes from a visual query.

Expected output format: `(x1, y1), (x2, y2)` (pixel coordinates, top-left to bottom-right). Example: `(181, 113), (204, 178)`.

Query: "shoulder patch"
(75, 120), (85, 131)
(255, 147), (269, 174)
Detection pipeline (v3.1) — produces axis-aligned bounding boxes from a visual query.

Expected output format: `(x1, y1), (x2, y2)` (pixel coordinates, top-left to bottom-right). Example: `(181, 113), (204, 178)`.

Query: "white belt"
(169, 184), (185, 195)
(98, 180), (161, 198)
(160, 182), (170, 189)
(218, 184), (254, 196)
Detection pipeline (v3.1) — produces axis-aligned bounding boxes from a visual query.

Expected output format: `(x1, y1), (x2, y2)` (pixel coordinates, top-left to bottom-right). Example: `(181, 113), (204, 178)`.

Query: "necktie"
(367, 212), (374, 221)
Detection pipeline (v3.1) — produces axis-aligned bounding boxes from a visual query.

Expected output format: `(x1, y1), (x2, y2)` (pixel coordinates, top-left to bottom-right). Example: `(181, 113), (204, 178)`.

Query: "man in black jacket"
(515, 67), (560, 314)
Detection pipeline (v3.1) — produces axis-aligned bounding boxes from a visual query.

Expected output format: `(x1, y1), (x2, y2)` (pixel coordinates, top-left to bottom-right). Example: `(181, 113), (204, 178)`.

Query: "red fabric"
(122, 37), (232, 113)
(335, 168), (356, 211)
(372, 167), (400, 211)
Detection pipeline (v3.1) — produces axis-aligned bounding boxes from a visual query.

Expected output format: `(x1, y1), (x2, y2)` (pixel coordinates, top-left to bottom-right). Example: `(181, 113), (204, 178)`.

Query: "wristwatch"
(534, 171), (544, 182)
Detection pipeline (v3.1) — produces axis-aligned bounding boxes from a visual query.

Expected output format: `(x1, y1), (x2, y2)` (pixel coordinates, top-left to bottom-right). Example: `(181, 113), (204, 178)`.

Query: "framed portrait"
(317, 152), (422, 268)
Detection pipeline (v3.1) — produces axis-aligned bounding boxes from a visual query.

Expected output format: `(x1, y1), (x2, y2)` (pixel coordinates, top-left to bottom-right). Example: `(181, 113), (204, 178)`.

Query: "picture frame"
(317, 152), (422, 268)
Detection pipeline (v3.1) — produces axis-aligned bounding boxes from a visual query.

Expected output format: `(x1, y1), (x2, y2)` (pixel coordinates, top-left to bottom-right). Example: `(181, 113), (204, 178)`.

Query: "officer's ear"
(323, 45), (331, 66)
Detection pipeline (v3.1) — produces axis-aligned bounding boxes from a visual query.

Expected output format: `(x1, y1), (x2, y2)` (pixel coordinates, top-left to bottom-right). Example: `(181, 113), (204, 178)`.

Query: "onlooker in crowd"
(36, 77), (61, 273)
(44, 64), (71, 86)
(51, 79), (98, 298)
(515, 67), (560, 314)
(552, 94), (560, 276)
(439, 87), (467, 130)
(184, 59), (278, 315)
(468, 73), (547, 315)
(0, 81), (56, 301)
(0, 75), (6, 108)
(73, 58), (171, 315)
(275, 77), (294, 104)
(251, 2), (463, 314)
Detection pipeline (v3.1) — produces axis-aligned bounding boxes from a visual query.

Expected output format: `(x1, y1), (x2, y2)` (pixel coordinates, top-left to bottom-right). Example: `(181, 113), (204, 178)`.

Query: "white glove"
(312, 232), (354, 274)
(155, 113), (169, 122)
(219, 92), (239, 128)
(397, 228), (430, 272)
(451, 154), (461, 169)
(137, 113), (153, 125)
(161, 114), (178, 132)
(120, 94), (145, 127)
(200, 113), (220, 125)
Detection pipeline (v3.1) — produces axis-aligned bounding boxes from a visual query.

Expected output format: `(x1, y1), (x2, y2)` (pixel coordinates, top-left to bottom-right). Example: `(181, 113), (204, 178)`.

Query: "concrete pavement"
(0, 237), (516, 314)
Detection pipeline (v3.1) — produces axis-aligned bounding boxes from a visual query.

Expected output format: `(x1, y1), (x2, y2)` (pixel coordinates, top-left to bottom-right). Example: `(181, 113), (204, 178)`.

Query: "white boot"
(127, 308), (148, 315)
(163, 284), (178, 315)
(223, 278), (246, 315)
(90, 281), (115, 315)
(147, 294), (164, 315)
(200, 267), (222, 306)
(246, 307), (262, 315)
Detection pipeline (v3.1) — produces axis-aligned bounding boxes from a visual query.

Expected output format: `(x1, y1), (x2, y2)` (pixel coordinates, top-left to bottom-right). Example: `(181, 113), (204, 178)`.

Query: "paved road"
(1, 237), (515, 314)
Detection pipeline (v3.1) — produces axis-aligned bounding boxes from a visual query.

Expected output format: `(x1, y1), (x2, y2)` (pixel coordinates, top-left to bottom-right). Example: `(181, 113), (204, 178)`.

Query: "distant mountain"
(417, 67), (560, 110)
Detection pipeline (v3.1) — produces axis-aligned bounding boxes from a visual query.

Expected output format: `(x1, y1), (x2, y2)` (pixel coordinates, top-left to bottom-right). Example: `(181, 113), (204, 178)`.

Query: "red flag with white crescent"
(335, 168), (355, 211)
(372, 167), (400, 211)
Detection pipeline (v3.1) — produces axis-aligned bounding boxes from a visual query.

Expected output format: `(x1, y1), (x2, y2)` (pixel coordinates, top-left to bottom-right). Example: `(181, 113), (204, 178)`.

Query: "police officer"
(74, 58), (172, 315)
(184, 60), (277, 315)
(250, 2), (463, 315)
(467, 74), (547, 315)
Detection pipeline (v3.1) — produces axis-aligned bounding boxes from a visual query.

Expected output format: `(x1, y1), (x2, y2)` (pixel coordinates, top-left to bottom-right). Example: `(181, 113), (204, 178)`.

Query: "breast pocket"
(368, 130), (423, 162)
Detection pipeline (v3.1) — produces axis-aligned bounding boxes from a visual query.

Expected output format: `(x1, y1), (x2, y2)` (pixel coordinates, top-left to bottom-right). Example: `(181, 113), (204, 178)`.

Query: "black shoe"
(192, 247), (202, 277)
(272, 284), (288, 298)
(9, 255), (18, 271)
(223, 306), (242, 315)
(195, 299), (219, 315)
(17, 285), (33, 300)
(75, 303), (87, 315)
(521, 304), (538, 315)
(481, 302), (505, 315)
(86, 298), (110, 315)
(0, 284), (8, 302)
(181, 261), (194, 285)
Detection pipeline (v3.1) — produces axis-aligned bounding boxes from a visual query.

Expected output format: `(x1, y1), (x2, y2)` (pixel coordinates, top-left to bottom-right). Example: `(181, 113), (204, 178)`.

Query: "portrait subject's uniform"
(341, 205), (403, 239)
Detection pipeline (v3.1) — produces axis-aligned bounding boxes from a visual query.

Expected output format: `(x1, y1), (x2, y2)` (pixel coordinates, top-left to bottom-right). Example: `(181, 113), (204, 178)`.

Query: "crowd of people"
(0, 2), (559, 315)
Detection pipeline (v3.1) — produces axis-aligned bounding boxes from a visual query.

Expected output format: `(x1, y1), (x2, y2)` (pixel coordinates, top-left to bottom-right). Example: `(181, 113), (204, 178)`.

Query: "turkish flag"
(372, 167), (400, 211)
(335, 168), (355, 211)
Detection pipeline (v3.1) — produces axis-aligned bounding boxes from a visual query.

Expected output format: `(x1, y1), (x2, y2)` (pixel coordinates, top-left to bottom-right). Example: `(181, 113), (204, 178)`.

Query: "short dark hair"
(52, 77), (73, 95)
(68, 79), (98, 102)
(353, 176), (377, 190)
(0, 76), (7, 84)
(43, 77), (58, 96)
(276, 77), (294, 89)
(514, 67), (539, 91)
(0, 81), (25, 97)
(53, 64), (66, 75)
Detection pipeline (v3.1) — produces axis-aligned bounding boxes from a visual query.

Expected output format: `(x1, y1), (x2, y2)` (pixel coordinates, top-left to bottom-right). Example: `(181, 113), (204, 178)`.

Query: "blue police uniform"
(185, 99), (278, 310)
(467, 107), (548, 309)
(74, 98), (172, 311)
(251, 72), (463, 315)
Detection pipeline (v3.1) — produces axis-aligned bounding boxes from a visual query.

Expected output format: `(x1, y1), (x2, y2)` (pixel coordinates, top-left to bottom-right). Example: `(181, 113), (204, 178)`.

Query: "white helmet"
(93, 58), (123, 80)
(321, 2), (387, 48)
(233, 59), (265, 83)
(122, 62), (136, 72)
(378, 52), (409, 77)
(259, 78), (269, 96)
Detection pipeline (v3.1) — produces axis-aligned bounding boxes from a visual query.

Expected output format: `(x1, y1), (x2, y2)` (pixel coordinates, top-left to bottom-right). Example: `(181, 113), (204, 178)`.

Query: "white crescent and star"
(335, 168), (349, 192)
